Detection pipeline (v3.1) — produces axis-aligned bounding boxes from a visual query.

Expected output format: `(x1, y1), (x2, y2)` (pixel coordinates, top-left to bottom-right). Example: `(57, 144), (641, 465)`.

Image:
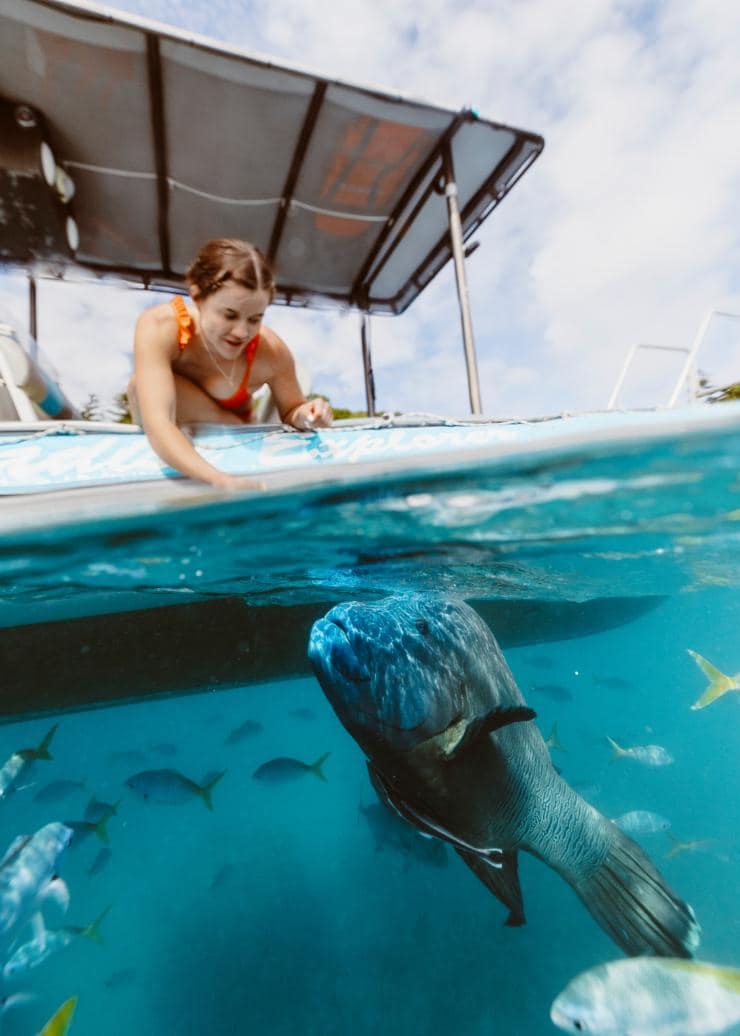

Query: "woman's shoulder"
(136, 298), (182, 330)
(257, 324), (291, 359)
(134, 298), (186, 358)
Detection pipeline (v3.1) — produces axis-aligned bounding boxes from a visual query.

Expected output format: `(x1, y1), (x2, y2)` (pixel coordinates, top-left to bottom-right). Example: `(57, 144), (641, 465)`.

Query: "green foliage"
(79, 393), (103, 421)
(306, 392), (368, 420)
(697, 374), (740, 404)
(110, 391), (133, 424)
(331, 407), (370, 419)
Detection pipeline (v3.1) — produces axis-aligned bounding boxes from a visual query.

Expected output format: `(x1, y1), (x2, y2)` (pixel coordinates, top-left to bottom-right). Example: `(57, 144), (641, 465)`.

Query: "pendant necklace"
(199, 323), (241, 389)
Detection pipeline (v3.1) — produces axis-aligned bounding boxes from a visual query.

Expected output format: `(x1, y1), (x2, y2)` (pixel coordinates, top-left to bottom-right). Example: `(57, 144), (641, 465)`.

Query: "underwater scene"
(0, 422), (739, 1034)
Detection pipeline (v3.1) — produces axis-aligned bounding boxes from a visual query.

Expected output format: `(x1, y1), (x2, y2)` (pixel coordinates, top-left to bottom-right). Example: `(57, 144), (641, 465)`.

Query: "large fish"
(308, 594), (699, 957)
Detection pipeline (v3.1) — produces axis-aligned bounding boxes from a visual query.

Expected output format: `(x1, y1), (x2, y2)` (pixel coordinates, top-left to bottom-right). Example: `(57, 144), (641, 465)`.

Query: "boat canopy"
(0, 0), (543, 314)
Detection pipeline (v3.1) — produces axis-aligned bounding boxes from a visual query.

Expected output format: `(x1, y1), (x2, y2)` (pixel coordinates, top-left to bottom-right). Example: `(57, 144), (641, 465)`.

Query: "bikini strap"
(171, 296), (192, 352)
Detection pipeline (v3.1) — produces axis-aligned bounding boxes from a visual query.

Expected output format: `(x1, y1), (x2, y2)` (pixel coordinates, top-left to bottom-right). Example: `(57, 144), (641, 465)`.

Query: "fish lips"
(308, 603), (444, 751)
(308, 614), (373, 724)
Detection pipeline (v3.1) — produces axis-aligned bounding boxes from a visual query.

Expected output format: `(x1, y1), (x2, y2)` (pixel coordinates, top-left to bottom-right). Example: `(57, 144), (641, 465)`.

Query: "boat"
(1, 0), (739, 719)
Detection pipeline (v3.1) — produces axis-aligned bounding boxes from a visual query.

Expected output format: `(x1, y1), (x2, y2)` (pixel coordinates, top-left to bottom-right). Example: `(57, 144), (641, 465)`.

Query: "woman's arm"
(264, 329), (333, 430)
(133, 309), (260, 489)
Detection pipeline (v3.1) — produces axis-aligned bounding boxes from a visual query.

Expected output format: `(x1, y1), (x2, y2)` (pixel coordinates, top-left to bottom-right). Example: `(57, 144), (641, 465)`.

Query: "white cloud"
(2, 0), (739, 420)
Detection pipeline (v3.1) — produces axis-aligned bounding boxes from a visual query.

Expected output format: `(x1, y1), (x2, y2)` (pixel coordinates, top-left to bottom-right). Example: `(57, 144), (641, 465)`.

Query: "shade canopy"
(0, 0), (543, 313)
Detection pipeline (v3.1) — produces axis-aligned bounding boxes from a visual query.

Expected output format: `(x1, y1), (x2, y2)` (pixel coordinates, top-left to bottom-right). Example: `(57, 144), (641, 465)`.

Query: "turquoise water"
(0, 425), (739, 1034)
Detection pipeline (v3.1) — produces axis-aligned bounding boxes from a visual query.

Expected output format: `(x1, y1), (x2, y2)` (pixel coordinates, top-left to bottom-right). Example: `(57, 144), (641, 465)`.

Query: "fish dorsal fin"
(663, 959), (740, 993)
(456, 847), (526, 927)
(444, 705), (536, 759)
(0, 834), (31, 869)
(366, 762), (503, 866)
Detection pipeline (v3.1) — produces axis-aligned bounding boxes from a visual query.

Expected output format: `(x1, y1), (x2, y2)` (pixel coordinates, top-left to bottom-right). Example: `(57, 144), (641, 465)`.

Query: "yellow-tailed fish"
(688, 650), (740, 710)
(38, 995), (77, 1035)
(551, 957), (740, 1035)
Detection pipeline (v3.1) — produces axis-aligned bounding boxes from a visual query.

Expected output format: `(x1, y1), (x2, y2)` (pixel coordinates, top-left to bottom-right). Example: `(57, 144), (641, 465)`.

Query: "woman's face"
(193, 282), (270, 358)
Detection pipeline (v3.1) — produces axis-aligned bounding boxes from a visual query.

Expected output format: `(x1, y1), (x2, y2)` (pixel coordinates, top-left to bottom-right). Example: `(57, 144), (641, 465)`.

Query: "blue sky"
(1, 0), (739, 418)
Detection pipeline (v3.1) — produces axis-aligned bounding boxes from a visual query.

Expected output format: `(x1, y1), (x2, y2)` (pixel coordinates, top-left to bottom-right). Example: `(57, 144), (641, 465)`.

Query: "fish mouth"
(308, 616), (371, 687)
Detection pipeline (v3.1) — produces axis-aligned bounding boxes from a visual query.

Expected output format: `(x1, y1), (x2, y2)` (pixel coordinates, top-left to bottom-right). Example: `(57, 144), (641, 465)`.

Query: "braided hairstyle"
(186, 239), (275, 302)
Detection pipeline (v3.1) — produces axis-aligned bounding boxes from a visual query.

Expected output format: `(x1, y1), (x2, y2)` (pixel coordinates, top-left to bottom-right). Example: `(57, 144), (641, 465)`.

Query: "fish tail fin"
(688, 650), (740, 710)
(199, 770), (227, 811)
(546, 723), (567, 752)
(39, 995), (77, 1036)
(605, 735), (626, 760)
(31, 723), (59, 761)
(575, 825), (700, 957)
(94, 816), (111, 845)
(310, 752), (331, 782)
(82, 905), (112, 945)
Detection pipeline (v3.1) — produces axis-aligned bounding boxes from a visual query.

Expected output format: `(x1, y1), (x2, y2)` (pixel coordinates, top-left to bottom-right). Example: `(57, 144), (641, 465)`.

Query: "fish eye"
(574, 1022), (584, 1032)
(415, 619), (430, 635)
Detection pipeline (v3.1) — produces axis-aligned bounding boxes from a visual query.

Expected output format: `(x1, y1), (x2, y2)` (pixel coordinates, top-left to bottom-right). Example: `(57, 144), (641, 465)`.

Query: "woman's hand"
(288, 398), (333, 431)
(210, 472), (267, 492)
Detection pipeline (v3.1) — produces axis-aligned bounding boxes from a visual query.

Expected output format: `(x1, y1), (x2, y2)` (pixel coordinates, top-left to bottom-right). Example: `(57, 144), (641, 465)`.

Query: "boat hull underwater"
(0, 404), (739, 719)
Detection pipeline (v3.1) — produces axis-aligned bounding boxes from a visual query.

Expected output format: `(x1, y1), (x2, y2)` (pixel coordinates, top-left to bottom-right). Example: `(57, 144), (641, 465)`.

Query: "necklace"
(199, 324), (241, 389)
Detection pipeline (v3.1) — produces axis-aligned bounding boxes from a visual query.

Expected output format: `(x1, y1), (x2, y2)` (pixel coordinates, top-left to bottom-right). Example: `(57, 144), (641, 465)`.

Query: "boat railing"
(608, 309), (740, 409)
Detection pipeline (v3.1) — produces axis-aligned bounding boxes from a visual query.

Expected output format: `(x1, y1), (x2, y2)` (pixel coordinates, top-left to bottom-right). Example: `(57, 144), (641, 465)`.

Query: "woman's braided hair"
(186, 239), (275, 302)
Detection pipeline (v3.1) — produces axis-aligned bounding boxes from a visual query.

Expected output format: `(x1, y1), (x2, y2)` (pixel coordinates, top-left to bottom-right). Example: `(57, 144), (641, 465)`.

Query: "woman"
(129, 238), (332, 489)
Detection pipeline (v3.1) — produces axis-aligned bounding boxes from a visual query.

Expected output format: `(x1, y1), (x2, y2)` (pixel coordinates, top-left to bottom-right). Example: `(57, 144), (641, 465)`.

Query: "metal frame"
(268, 82), (327, 265)
(608, 309), (740, 409)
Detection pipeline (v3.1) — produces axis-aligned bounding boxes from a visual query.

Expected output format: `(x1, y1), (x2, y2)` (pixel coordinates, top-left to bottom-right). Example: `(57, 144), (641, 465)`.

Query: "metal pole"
(28, 272), (38, 361)
(667, 309), (740, 408)
(442, 145), (482, 415)
(361, 312), (376, 417)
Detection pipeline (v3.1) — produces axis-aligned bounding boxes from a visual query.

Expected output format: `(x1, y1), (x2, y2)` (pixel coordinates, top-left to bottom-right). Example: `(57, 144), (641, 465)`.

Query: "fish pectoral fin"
(446, 706), (537, 759)
(456, 847), (526, 927)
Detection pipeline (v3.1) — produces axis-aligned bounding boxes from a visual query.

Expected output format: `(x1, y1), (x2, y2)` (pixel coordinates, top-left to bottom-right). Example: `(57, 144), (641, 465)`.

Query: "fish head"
(308, 594), (514, 757)
(550, 965), (614, 1033)
(32, 822), (73, 862)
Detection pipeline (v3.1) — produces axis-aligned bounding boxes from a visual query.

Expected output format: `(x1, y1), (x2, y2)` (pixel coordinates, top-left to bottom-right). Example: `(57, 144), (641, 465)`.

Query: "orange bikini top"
(171, 295), (260, 416)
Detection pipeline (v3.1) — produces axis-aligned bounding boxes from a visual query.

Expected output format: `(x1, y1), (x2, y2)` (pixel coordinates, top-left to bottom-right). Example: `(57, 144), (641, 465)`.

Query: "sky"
(1, 0), (739, 419)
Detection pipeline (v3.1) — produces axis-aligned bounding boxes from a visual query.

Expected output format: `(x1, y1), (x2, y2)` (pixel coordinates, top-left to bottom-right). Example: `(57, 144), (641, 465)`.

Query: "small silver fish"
(613, 811), (671, 835)
(84, 796), (120, 824)
(0, 726), (58, 800)
(224, 720), (263, 745)
(125, 769), (225, 810)
(0, 822), (71, 934)
(3, 906), (110, 979)
(551, 956), (740, 1035)
(33, 779), (86, 804)
(104, 967), (137, 990)
(252, 753), (330, 784)
(607, 737), (674, 767)
(87, 848), (112, 877)
(289, 708), (318, 721)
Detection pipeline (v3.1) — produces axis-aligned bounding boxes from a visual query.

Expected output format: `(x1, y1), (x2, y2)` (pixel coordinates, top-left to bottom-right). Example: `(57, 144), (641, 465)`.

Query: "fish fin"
(42, 877), (70, 914)
(199, 770), (227, 811)
(82, 905), (112, 945)
(447, 706), (536, 759)
(456, 847), (526, 926)
(31, 911), (47, 950)
(93, 816), (111, 845)
(662, 959), (740, 992)
(573, 825), (700, 957)
(26, 723), (58, 762)
(0, 834), (31, 868)
(545, 722), (567, 752)
(310, 753), (331, 782)
(687, 650), (740, 710)
(1, 992), (36, 1014)
(605, 736), (625, 760)
(38, 995), (77, 1036)
(367, 762), (502, 865)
